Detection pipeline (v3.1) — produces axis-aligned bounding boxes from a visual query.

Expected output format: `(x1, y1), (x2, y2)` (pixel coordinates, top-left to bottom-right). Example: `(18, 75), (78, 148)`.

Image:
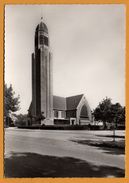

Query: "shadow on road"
(4, 152), (125, 178)
(96, 135), (125, 139)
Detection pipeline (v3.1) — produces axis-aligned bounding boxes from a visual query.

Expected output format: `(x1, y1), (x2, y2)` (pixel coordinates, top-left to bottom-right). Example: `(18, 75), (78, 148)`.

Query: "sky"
(5, 4), (125, 114)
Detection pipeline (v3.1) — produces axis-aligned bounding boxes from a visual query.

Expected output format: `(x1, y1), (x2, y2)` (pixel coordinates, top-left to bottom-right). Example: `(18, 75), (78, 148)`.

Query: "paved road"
(4, 128), (125, 177)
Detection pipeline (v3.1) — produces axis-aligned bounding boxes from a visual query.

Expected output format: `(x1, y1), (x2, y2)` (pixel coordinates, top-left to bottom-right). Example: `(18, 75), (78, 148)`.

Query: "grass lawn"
(71, 139), (125, 155)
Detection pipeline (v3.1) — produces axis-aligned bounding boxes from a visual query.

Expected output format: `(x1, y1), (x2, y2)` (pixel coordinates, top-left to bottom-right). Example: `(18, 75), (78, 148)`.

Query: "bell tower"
(31, 18), (53, 125)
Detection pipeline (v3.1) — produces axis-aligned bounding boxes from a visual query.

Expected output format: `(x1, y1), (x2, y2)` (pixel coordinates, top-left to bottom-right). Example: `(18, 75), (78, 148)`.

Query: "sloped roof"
(29, 94), (84, 112)
(53, 96), (66, 110)
(66, 94), (83, 110)
(53, 94), (83, 111)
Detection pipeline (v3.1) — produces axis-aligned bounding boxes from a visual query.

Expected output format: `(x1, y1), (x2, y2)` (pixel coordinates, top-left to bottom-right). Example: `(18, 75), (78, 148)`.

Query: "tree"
(93, 97), (125, 141)
(110, 103), (124, 141)
(4, 84), (20, 126)
(93, 97), (112, 129)
(118, 106), (125, 124)
(110, 103), (123, 124)
(14, 113), (28, 127)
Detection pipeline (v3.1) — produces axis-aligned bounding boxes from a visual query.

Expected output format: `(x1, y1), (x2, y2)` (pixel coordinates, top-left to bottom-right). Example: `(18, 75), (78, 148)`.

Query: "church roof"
(53, 94), (83, 111)
(29, 94), (84, 113)
(53, 96), (66, 110)
(66, 94), (83, 110)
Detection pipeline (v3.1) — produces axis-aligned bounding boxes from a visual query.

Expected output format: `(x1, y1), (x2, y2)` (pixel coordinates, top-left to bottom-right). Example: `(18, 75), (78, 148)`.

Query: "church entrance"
(70, 118), (76, 125)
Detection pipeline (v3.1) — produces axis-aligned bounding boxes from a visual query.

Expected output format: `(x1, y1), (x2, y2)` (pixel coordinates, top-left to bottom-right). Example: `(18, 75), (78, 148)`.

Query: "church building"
(28, 19), (92, 126)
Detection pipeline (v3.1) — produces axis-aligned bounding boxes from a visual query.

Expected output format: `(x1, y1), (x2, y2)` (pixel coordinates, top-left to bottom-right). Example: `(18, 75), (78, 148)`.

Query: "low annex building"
(28, 19), (92, 126)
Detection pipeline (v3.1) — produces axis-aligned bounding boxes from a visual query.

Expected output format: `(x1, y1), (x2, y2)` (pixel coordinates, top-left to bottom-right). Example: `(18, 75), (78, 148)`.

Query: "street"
(4, 128), (125, 177)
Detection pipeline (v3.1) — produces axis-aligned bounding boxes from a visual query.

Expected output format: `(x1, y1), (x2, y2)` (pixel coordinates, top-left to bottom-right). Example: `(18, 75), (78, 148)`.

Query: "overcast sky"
(5, 4), (125, 114)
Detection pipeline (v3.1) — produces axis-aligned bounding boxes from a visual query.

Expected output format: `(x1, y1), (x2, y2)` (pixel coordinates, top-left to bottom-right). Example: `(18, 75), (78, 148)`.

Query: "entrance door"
(70, 118), (76, 125)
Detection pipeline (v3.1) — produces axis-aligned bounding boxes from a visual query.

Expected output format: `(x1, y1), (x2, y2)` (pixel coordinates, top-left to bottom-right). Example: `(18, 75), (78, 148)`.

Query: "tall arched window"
(80, 105), (88, 118)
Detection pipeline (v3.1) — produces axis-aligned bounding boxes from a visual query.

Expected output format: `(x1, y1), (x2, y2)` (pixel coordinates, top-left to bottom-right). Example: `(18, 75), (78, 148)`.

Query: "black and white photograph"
(4, 4), (125, 178)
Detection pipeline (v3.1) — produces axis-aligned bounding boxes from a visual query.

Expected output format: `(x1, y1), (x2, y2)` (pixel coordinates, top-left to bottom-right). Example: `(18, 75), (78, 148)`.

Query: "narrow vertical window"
(44, 36), (48, 46)
(40, 35), (44, 44)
